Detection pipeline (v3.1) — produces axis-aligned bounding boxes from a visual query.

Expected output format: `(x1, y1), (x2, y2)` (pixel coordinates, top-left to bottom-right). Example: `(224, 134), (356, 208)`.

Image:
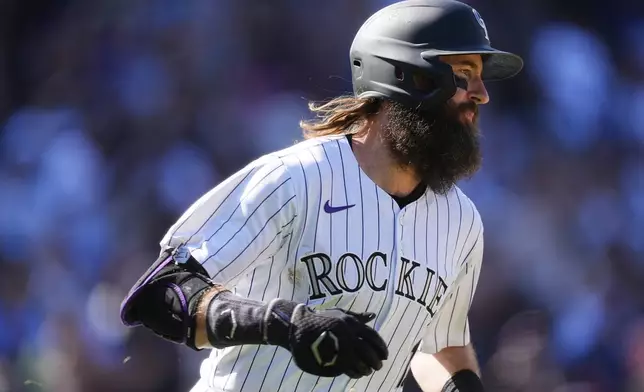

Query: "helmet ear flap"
(414, 54), (460, 111)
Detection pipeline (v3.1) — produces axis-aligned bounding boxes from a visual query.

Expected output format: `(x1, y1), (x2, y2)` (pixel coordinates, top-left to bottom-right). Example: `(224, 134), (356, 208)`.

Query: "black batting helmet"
(350, 0), (523, 110)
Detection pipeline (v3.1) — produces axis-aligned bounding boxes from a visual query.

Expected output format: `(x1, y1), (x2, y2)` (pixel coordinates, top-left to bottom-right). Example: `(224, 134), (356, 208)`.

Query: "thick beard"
(381, 100), (482, 195)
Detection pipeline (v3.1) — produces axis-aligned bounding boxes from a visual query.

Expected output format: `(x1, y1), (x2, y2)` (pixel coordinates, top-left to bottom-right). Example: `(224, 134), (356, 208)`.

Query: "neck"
(350, 118), (421, 197)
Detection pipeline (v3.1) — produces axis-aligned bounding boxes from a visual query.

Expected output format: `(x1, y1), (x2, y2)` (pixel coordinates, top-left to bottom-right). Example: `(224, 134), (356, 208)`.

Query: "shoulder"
(447, 186), (483, 235)
(231, 135), (347, 203)
(261, 135), (348, 174)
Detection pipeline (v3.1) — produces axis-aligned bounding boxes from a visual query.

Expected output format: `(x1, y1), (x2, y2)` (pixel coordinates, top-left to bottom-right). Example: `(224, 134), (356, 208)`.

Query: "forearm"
(437, 344), (480, 376)
(192, 285), (388, 379)
(410, 345), (482, 392)
(194, 286), (295, 350)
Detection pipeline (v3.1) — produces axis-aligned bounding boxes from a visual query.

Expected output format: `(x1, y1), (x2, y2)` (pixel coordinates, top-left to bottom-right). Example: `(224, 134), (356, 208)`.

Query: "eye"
(457, 69), (473, 79)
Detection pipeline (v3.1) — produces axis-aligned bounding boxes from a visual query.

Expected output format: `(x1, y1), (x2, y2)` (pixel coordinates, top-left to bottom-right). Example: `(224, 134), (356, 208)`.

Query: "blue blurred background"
(0, 0), (643, 391)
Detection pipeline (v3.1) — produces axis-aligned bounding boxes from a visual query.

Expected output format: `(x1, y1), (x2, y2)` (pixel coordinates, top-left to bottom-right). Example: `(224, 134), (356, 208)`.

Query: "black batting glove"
(283, 303), (389, 378)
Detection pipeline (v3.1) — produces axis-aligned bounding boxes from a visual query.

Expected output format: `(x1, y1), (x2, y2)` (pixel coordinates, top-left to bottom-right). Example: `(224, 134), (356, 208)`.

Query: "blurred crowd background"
(0, 0), (643, 391)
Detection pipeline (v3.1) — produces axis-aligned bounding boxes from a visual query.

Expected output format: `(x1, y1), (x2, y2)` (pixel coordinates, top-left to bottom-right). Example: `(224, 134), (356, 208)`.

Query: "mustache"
(455, 101), (478, 117)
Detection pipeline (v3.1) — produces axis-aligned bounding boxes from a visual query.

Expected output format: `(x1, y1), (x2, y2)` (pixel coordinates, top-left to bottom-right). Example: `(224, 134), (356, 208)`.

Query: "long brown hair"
(299, 95), (382, 139)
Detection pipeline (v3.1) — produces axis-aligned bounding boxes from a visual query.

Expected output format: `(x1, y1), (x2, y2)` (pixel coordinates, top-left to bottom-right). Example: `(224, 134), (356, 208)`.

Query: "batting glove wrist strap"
(205, 294), (389, 379)
(120, 248), (215, 350)
(441, 370), (485, 392)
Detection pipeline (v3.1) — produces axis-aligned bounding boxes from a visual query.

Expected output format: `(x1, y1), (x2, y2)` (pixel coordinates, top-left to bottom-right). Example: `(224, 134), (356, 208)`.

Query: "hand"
(281, 304), (389, 379)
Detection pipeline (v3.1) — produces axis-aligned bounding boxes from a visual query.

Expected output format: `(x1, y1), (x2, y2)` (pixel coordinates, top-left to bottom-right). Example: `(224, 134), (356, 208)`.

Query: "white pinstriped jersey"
(161, 135), (484, 392)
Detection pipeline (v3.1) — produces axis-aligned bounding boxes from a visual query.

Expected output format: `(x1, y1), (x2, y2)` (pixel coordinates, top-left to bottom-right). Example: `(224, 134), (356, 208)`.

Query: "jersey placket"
(377, 202), (424, 392)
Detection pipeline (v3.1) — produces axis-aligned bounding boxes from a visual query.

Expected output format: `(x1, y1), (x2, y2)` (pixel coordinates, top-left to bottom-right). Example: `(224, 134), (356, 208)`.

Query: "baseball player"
(119, 1), (523, 391)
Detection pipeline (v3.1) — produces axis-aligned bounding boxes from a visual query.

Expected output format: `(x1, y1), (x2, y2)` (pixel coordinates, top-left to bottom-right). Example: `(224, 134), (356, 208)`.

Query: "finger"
(355, 338), (384, 371)
(344, 367), (363, 379)
(357, 326), (389, 360)
(350, 359), (373, 378)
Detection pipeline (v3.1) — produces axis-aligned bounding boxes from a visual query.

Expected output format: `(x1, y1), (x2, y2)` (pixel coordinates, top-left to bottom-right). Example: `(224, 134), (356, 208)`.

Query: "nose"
(468, 78), (489, 105)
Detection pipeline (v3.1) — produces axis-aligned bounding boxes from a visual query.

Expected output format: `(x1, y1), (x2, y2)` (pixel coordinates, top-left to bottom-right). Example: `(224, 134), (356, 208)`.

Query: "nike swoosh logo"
(324, 200), (355, 214)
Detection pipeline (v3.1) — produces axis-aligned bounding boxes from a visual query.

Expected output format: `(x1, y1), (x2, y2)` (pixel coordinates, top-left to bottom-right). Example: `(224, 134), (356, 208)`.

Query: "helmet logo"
(472, 9), (490, 43)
